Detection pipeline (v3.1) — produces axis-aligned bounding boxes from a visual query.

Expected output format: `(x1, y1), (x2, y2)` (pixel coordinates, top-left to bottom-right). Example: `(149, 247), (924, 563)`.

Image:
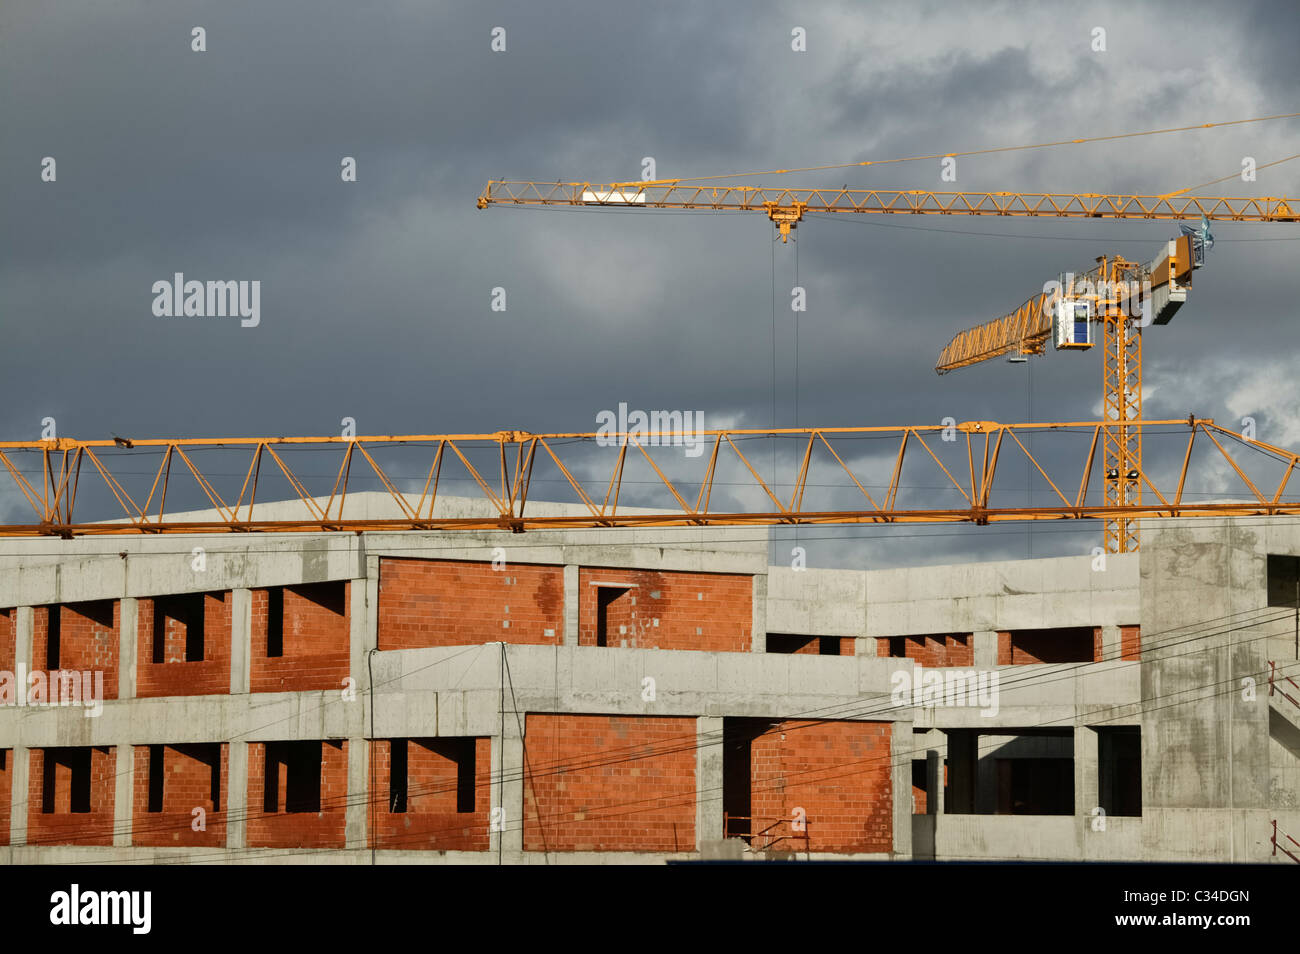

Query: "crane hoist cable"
(606, 110), (1300, 187)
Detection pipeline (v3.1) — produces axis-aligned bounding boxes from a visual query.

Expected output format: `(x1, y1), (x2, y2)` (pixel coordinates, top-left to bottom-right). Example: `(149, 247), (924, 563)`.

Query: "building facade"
(1, 495), (1298, 863)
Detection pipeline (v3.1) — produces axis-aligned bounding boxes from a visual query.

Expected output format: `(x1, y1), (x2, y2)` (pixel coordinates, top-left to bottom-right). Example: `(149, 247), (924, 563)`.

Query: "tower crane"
(478, 114), (1300, 239)
(935, 224), (1211, 553)
(478, 175), (1292, 551)
(477, 180), (1297, 240)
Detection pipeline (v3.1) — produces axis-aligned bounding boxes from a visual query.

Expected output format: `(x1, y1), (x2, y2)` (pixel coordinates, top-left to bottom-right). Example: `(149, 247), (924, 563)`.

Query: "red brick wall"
(578, 568), (752, 652)
(251, 583), (350, 693)
(997, 627), (1099, 664)
(1120, 625), (1141, 661)
(877, 633), (973, 666)
(0, 749), (10, 846)
(131, 743), (227, 847)
(369, 738), (491, 851)
(27, 746), (115, 847)
(32, 602), (119, 700)
(246, 740), (348, 848)
(768, 634), (856, 656)
(0, 609), (14, 674)
(137, 593), (232, 697)
(378, 559), (562, 649)
(523, 714), (696, 852)
(749, 720), (892, 854)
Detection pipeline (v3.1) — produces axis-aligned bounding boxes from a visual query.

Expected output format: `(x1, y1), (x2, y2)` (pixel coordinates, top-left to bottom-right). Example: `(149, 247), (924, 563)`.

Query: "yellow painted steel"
(478, 181), (1298, 241)
(934, 235), (1207, 552)
(1, 419), (1298, 537)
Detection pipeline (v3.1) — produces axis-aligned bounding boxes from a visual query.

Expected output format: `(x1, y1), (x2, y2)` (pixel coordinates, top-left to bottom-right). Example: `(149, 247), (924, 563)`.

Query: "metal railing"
(1268, 661), (1300, 710)
(723, 813), (811, 853)
(1271, 820), (1300, 863)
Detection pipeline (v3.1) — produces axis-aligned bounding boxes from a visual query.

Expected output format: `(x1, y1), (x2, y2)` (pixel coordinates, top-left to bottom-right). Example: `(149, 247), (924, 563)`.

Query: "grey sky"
(1, 0), (1297, 568)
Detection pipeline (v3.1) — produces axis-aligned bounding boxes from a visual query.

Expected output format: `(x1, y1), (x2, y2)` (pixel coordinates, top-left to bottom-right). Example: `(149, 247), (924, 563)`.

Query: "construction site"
(2, 212), (1300, 860)
(0, 491), (1298, 863)
(3, 3), (1300, 877)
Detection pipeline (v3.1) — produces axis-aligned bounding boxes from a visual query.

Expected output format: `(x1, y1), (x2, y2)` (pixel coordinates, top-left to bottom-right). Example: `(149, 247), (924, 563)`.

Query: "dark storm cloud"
(1, 0), (1296, 567)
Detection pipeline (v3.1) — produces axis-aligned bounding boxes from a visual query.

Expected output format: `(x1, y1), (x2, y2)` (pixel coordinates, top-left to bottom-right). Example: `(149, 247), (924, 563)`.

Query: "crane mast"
(1100, 254), (1144, 553)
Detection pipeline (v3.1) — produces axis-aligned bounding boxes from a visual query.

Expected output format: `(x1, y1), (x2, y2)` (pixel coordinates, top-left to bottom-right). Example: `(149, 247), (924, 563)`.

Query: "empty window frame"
(152, 594), (206, 664)
(1097, 726), (1142, 817)
(263, 741), (321, 814)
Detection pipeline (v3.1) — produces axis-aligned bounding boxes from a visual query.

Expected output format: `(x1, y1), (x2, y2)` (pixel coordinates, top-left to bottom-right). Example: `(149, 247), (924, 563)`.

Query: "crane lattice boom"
(1, 420), (1298, 537)
(478, 180), (1299, 240)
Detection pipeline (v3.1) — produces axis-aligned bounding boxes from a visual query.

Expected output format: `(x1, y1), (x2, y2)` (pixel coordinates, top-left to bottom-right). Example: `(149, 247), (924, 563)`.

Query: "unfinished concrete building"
(0, 493), (1297, 863)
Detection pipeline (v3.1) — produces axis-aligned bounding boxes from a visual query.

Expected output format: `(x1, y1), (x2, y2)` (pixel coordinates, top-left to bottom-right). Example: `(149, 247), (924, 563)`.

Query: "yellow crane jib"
(477, 180), (1299, 238)
(932, 230), (1212, 554)
(934, 231), (1207, 374)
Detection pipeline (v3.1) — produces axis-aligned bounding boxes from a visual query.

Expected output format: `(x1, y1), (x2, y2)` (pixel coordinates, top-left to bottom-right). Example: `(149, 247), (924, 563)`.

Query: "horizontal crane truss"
(0, 419), (1297, 536)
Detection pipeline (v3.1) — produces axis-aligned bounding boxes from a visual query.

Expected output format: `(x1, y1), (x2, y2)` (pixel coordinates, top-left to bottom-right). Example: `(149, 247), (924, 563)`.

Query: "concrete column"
(360, 561), (378, 657)
(695, 716), (724, 847)
(1100, 625), (1121, 661)
(230, 588), (251, 695)
(8, 608), (33, 847)
(563, 565), (579, 646)
(350, 573), (374, 699)
(488, 710), (504, 857)
(973, 630), (998, 668)
(347, 568), (375, 850)
(8, 745), (29, 847)
(112, 744), (133, 847)
(226, 741), (248, 850)
(750, 572), (767, 653)
(500, 707), (525, 856)
(1075, 725), (1099, 837)
(926, 739), (946, 816)
(118, 598), (137, 700)
(975, 735), (996, 814)
(344, 738), (368, 849)
(1140, 524), (1272, 861)
(891, 721), (914, 858)
(14, 605), (33, 669)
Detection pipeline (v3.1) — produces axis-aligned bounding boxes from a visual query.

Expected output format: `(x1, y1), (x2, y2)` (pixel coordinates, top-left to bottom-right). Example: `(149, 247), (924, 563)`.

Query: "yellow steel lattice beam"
(0, 420), (1298, 537)
(477, 181), (1299, 241)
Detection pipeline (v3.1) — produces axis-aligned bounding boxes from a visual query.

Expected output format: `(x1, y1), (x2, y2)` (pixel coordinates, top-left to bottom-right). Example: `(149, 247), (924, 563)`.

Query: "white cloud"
(1147, 353), (1300, 447)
